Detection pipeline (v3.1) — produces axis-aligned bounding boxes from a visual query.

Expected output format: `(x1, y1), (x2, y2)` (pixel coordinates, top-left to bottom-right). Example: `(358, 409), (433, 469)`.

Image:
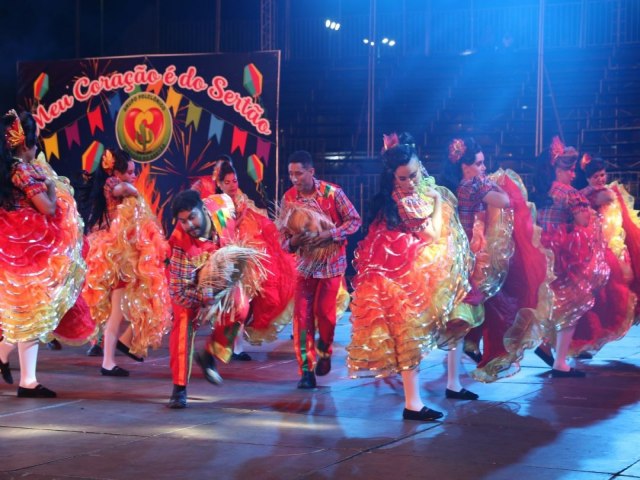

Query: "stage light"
(388, 40), (396, 47)
(325, 19), (331, 28)
(382, 38), (389, 44)
(334, 23), (341, 31)
(363, 38), (369, 44)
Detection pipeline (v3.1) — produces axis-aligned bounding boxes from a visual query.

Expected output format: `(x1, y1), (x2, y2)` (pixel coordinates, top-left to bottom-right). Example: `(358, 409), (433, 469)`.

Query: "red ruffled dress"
(347, 177), (472, 377)
(0, 156), (94, 344)
(570, 183), (638, 355)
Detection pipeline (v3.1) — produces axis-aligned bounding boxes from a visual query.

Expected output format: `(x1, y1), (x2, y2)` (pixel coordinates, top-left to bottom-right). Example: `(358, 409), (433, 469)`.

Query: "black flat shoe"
(46, 339), (62, 350)
(315, 356), (331, 376)
(194, 351), (223, 385)
(17, 384), (57, 398)
(551, 368), (586, 378)
(86, 344), (103, 357)
(464, 350), (482, 364)
(297, 371), (317, 389)
(101, 366), (130, 377)
(534, 346), (555, 367)
(445, 388), (479, 400)
(168, 385), (187, 409)
(116, 340), (144, 362)
(577, 351), (593, 359)
(231, 352), (252, 361)
(0, 359), (13, 385)
(402, 407), (444, 422)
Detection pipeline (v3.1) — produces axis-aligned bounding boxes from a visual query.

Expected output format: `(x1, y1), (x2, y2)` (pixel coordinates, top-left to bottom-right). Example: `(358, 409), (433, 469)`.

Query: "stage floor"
(2, 317), (640, 480)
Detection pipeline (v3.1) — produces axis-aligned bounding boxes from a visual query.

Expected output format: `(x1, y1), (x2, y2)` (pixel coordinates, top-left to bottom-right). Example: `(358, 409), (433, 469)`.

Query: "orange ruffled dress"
(347, 176), (472, 377)
(570, 182), (638, 355)
(230, 191), (297, 345)
(83, 184), (171, 357)
(0, 155), (92, 343)
(470, 170), (554, 382)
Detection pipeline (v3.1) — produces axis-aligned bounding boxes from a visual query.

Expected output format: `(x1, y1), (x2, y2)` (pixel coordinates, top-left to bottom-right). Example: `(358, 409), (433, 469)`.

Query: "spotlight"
(382, 38), (389, 44)
(325, 19), (331, 28)
(334, 23), (340, 31)
(388, 40), (396, 47)
(363, 38), (369, 44)
(330, 21), (336, 29)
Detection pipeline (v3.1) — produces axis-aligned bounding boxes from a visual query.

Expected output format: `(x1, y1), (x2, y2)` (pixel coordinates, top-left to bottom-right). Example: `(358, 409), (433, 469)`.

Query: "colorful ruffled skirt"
(0, 171), (89, 343)
(347, 192), (471, 377)
(83, 196), (171, 357)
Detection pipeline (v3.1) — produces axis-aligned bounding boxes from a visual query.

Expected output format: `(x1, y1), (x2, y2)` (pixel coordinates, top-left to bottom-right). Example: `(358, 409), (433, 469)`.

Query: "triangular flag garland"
(64, 121), (81, 149)
(42, 133), (59, 161)
(87, 106), (104, 135)
(208, 114), (225, 144)
(108, 92), (122, 120)
(185, 101), (203, 130)
(231, 126), (248, 156)
(166, 87), (183, 117)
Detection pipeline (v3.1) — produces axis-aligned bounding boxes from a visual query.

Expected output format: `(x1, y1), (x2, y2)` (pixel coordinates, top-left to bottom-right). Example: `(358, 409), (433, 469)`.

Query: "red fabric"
(614, 185), (640, 316)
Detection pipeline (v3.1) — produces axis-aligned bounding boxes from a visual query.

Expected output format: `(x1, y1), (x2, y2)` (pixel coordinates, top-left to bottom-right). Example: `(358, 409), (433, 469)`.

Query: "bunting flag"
(146, 79), (163, 95)
(247, 154), (264, 183)
(64, 121), (81, 149)
(256, 137), (271, 166)
(82, 141), (105, 173)
(208, 113), (224, 143)
(129, 85), (142, 96)
(166, 87), (183, 117)
(231, 126), (248, 156)
(42, 133), (59, 161)
(87, 105), (104, 135)
(33, 72), (49, 101)
(185, 101), (203, 130)
(108, 92), (122, 120)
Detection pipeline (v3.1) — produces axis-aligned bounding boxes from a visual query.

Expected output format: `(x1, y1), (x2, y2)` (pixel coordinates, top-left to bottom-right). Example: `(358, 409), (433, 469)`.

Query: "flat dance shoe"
(402, 407), (444, 422)
(101, 366), (130, 377)
(17, 384), (57, 398)
(116, 340), (144, 362)
(551, 368), (586, 378)
(445, 388), (479, 400)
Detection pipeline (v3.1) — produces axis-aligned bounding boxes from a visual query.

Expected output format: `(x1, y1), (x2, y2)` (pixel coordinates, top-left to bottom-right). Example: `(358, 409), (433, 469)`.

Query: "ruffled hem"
(348, 187), (466, 377)
(49, 295), (99, 346)
(0, 167), (85, 342)
(471, 169), (554, 383)
(83, 196), (171, 357)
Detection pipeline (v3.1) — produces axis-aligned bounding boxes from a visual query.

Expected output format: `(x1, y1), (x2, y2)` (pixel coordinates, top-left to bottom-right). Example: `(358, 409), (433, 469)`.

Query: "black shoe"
(46, 339), (62, 350)
(17, 384), (57, 398)
(464, 350), (482, 364)
(297, 371), (317, 389)
(231, 352), (252, 361)
(402, 407), (444, 422)
(100, 366), (130, 377)
(577, 351), (593, 359)
(86, 344), (103, 357)
(194, 350), (223, 385)
(116, 340), (144, 362)
(551, 368), (586, 378)
(534, 346), (555, 367)
(0, 359), (13, 385)
(445, 388), (479, 400)
(315, 356), (331, 376)
(168, 385), (187, 409)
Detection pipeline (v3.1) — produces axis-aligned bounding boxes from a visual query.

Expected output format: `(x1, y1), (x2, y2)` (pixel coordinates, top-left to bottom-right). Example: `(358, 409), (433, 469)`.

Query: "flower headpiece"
(580, 153), (592, 171)
(101, 150), (115, 174)
(448, 138), (466, 163)
(4, 109), (25, 150)
(382, 133), (400, 152)
(550, 136), (566, 167)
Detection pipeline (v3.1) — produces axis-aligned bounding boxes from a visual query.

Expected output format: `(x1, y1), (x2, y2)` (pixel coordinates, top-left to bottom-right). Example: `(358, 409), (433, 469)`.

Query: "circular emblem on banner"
(115, 92), (172, 163)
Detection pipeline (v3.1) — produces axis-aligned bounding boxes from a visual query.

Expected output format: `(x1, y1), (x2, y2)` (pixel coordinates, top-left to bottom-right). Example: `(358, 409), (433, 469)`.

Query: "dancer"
(533, 137), (609, 377)
(0, 110), (85, 397)
(168, 189), (265, 408)
(277, 150), (361, 389)
(443, 137), (554, 384)
(83, 148), (170, 377)
(569, 156), (638, 356)
(347, 133), (470, 421)
(441, 137), (509, 397)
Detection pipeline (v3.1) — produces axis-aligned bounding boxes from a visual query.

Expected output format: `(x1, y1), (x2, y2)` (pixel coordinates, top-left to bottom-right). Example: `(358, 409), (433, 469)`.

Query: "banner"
(17, 52), (280, 230)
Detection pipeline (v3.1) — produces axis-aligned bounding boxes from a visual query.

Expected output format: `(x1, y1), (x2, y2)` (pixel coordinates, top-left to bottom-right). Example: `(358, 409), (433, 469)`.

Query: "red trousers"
(292, 275), (342, 374)
(169, 303), (242, 387)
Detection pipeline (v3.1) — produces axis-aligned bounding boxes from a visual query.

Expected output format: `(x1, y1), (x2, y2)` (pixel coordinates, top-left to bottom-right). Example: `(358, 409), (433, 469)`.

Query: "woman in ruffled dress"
(569, 155), (638, 356)
(443, 137), (553, 385)
(0, 110), (87, 397)
(347, 133), (472, 421)
(533, 137), (610, 377)
(83, 148), (171, 377)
